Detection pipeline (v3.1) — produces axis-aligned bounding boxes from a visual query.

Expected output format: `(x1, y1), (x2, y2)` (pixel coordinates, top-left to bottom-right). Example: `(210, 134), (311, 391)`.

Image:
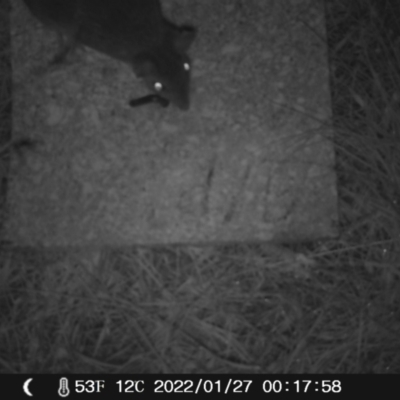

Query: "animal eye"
(183, 62), (190, 71)
(154, 82), (163, 92)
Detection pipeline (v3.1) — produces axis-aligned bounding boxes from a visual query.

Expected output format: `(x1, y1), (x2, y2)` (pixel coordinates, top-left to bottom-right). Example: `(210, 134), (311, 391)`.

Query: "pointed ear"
(174, 26), (196, 52)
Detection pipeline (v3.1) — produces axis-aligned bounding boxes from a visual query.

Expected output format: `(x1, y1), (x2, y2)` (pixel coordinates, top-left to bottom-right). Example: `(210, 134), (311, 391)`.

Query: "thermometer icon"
(58, 377), (70, 397)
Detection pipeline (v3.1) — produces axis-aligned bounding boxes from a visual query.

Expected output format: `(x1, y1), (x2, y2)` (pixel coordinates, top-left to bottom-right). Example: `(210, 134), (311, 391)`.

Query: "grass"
(0, 0), (399, 373)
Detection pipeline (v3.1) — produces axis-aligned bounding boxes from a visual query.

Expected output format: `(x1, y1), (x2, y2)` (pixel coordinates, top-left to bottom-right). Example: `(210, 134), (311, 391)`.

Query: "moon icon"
(23, 378), (33, 397)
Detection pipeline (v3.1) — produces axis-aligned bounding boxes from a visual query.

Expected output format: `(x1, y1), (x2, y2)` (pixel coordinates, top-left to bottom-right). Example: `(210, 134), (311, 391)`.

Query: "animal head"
(132, 27), (196, 110)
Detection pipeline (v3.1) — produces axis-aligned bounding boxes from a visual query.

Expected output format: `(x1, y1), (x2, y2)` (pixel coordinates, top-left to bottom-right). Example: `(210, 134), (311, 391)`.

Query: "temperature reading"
(75, 380), (105, 393)
(117, 380), (145, 393)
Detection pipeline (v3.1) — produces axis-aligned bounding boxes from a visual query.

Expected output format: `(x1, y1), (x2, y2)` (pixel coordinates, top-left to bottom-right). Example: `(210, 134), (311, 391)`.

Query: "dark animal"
(23, 0), (196, 110)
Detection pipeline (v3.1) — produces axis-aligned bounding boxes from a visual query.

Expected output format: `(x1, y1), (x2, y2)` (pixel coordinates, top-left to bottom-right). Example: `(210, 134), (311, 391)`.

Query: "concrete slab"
(6, 0), (337, 246)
